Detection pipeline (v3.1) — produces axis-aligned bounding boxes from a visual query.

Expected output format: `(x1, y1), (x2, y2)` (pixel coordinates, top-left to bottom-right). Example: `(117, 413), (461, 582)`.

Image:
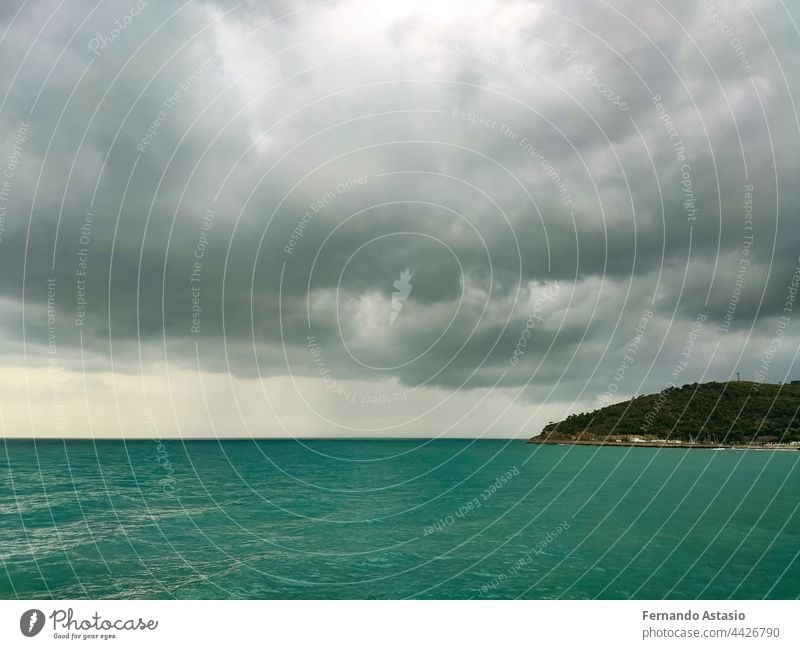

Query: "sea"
(1, 439), (798, 599)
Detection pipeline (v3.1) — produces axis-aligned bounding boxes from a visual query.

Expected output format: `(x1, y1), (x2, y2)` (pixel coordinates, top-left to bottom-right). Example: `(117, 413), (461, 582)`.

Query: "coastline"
(527, 438), (800, 450)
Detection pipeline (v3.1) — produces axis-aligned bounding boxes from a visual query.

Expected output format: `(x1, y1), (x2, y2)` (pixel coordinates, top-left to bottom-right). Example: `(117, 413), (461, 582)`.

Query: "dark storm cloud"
(1, 0), (799, 408)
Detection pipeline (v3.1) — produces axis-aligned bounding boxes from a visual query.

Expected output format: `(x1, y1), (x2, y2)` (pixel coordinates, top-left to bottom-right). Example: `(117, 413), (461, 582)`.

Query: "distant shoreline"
(528, 438), (800, 451)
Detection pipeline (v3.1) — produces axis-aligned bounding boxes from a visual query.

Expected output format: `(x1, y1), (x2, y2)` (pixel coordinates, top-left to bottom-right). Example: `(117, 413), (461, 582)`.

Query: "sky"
(0, 0), (798, 438)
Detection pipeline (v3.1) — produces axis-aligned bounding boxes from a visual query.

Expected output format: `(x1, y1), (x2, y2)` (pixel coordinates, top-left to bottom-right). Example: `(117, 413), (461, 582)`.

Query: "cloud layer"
(1, 0), (799, 437)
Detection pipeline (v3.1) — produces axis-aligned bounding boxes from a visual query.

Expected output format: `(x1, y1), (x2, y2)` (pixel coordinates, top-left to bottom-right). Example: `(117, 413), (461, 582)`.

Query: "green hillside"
(532, 381), (800, 445)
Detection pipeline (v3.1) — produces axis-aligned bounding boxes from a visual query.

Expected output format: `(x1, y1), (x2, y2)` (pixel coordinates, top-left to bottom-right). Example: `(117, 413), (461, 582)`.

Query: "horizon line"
(1, 436), (524, 441)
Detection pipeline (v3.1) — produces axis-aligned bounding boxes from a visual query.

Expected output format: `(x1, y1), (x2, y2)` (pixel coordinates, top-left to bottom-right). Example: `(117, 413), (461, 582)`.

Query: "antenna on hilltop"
(737, 372), (741, 382)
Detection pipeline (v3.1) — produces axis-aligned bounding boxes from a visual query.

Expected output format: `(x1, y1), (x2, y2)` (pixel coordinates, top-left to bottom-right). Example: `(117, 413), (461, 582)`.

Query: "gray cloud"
(1, 0), (799, 436)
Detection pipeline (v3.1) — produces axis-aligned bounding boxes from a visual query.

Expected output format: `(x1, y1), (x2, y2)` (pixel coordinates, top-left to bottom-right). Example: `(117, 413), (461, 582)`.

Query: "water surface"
(1, 439), (798, 598)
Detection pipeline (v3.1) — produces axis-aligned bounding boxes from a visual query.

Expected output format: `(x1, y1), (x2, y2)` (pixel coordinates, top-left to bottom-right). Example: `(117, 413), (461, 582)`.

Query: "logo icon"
(390, 268), (413, 326)
(20, 609), (45, 637)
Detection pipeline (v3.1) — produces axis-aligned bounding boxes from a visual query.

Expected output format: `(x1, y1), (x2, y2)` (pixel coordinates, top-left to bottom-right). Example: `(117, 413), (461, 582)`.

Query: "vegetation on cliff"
(533, 381), (800, 444)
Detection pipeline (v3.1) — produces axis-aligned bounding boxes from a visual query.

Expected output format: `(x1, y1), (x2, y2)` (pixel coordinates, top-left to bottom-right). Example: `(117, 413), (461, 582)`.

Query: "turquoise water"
(1, 439), (798, 599)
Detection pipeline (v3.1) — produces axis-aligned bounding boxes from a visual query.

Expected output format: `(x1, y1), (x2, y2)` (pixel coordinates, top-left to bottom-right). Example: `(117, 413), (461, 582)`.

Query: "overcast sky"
(0, 0), (798, 438)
